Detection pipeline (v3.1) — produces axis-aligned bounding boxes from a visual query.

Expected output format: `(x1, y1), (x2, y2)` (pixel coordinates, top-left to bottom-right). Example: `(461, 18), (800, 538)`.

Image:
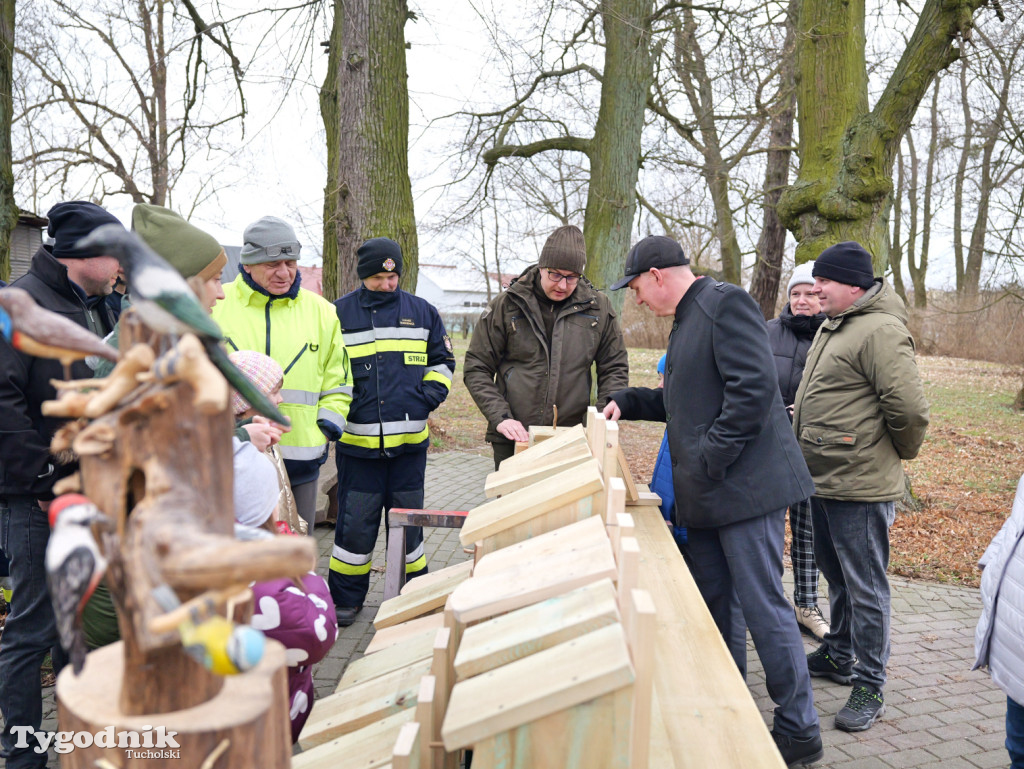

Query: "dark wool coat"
(612, 278), (814, 529)
(766, 304), (825, 407)
(0, 247), (116, 497)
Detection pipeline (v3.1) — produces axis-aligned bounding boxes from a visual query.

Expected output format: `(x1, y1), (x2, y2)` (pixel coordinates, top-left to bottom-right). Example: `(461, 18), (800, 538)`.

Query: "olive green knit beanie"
(131, 203), (227, 281)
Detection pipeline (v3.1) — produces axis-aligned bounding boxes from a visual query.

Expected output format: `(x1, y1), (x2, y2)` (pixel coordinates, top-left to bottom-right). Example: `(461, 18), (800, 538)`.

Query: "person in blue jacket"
(650, 354), (685, 547)
(330, 238), (456, 626)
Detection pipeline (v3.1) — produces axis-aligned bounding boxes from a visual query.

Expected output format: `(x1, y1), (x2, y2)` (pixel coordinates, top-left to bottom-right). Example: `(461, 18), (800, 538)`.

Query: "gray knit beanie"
(240, 216), (301, 265)
(787, 262), (816, 295)
(232, 439), (279, 526)
(538, 225), (586, 275)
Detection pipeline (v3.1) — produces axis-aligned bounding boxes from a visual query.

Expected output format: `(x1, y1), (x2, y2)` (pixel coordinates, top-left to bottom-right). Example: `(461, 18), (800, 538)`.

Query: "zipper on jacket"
(264, 300), (273, 356)
(283, 344), (309, 375)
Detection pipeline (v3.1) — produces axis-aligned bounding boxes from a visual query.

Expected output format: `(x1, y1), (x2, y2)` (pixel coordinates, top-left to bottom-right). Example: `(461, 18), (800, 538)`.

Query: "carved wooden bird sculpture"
(76, 225), (289, 425)
(0, 287), (119, 377)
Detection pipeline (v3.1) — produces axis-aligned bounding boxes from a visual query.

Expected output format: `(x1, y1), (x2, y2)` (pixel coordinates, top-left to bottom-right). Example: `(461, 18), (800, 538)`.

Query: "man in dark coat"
(603, 235), (823, 767)
(0, 201), (121, 768)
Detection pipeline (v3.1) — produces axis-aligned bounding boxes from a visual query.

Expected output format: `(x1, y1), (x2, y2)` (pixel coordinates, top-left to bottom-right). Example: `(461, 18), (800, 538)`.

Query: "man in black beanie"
(0, 201), (122, 768)
(464, 224), (629, 469)
(794, 241), (929, 733)
(328, 238), (455, 626)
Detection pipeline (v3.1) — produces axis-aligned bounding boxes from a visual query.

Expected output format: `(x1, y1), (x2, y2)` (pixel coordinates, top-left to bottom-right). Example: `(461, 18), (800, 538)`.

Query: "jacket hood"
(831, 279), (907, 325)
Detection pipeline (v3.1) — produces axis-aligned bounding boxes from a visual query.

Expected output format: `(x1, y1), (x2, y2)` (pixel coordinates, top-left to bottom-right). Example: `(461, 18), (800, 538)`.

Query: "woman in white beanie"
(767, 261), (830, 640)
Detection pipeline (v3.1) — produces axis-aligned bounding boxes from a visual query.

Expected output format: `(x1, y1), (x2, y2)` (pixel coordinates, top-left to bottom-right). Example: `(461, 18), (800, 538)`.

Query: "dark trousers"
(0, 496), (67, 768)
(1008, 696), (1024, 769)
(490, 440), (516, 471)
(329, 452), (428, 608)
(811, 497), (894, 693)
(683, 508), (819, 739)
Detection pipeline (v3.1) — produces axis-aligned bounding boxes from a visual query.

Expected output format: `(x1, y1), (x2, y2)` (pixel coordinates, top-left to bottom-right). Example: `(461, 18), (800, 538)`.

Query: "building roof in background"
(419, 263), (516, 294)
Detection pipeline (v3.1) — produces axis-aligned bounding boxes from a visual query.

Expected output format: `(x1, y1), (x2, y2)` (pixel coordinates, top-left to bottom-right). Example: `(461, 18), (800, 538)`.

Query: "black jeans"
(0, 496), (66, 768)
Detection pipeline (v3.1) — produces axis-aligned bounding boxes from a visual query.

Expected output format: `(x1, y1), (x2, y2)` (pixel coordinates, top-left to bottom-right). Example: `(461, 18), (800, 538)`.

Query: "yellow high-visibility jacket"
(213, 275), (353, 480)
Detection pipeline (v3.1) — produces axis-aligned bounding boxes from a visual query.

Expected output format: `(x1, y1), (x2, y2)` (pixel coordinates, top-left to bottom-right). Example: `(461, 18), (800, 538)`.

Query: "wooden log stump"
(56, 640), (291, 769)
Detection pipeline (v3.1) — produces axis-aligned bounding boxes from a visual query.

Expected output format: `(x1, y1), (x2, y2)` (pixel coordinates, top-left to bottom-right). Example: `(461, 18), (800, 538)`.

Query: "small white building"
(415, 263), (513, 313)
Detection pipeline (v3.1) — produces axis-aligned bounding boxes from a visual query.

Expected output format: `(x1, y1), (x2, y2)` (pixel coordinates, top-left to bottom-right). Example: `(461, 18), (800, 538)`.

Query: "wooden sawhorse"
(384, 508), (469, 601)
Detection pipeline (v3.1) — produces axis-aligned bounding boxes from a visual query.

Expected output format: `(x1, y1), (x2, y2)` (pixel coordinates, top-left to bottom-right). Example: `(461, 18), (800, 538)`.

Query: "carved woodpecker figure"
(45, 493), (110, 674)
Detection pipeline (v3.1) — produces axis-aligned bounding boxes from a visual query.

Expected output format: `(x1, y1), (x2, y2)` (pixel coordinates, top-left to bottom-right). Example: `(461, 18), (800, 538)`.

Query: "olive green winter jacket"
(792, 279), (929, 501)
(464, 266), (629, 444)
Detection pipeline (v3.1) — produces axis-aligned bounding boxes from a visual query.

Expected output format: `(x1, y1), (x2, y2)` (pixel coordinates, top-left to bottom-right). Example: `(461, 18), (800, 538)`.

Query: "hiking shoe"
(806, 644), (853, 684)
(335, 606), (363, 627)
(835, 686), (885, 732)
(795, 605), (830, 641)
(771, 730), (824, 767)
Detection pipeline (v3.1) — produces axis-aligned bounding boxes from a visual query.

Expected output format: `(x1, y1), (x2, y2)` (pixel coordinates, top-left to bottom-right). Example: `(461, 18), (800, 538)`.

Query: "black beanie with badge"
(812, 241), (876, 290)
(357, 237), (403, 280)
(47, 201), (123, 259)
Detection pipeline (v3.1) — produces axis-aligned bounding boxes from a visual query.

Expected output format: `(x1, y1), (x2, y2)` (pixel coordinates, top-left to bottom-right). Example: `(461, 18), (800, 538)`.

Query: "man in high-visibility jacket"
(330, 238), (455, 626)
(212, 216), (352, 534)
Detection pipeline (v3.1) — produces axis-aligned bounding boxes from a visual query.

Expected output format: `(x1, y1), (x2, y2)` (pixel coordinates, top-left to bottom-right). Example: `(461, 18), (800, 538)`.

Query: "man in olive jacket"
(464, 225), (628, 469)
(793, 241), (929, 733)
(603, 235), (823, 767)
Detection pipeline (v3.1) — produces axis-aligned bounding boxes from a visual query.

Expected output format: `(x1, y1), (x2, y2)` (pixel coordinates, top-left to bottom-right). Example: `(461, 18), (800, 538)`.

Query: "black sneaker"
(836, 685), (885, 731)
(806, 644), (853, 684)
(335, 605), (363, 627)
(771, 731), (824, 767)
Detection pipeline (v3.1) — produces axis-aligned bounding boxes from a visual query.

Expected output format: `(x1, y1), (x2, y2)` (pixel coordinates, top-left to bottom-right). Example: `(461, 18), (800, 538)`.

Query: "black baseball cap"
(610, 235), (689, 290)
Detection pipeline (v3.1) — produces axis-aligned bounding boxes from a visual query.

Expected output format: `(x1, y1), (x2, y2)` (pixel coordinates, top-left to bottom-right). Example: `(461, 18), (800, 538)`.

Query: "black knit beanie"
(538, 225), (586, 275)
(812, 241), (875, 290)
(357, 237), (403, 280)
(47, 201), (123, 259)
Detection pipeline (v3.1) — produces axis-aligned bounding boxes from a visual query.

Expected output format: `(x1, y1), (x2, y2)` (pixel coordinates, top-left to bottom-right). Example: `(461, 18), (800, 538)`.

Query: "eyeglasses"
(544, 269), (581, 286)
(250, 243), (300, 258)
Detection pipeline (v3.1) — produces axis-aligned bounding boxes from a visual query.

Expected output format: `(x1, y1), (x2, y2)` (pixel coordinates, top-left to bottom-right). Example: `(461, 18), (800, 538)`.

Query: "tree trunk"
(778, 0), (986, 269)
(953, 59), (971, 293)
(890, 149), (907, 304)
(320, 0), (342, 300)
(0, 0), (16, 282)
(582, 0), (654, 297)
(911, 79), (939, 309)
(322, 0), (418, 300)
(749, 0), (799, 319)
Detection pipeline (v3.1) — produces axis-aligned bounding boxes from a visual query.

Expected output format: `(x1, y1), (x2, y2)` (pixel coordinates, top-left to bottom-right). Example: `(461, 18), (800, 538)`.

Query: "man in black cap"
(464, 224), (628, 469)
(603, 235), (823, 766)
(328, 238), (456, 626)
(794, 241), (929, 733)
(0, 201), (122, 768)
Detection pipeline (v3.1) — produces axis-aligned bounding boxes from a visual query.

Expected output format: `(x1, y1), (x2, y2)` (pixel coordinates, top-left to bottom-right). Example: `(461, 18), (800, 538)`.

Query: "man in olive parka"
(794, 241), (929, 733)
(464, 225), (629, 469)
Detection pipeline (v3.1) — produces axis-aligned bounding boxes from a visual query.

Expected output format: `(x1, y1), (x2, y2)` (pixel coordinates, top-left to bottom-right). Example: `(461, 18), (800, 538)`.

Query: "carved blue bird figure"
(76, 225), (289, 425)
(0, 286), (119, 377)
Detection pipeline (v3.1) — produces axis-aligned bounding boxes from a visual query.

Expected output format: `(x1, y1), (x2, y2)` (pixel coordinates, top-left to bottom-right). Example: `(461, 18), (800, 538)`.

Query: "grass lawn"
(430, 337), (1024, 586)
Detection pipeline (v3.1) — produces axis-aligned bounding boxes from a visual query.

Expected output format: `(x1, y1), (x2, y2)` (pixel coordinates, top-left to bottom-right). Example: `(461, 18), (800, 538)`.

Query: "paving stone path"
(3, 450), (1008, 768)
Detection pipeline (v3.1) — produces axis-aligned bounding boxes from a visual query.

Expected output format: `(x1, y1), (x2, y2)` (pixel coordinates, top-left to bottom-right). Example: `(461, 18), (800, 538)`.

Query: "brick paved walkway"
(3, 450), (1009, 768)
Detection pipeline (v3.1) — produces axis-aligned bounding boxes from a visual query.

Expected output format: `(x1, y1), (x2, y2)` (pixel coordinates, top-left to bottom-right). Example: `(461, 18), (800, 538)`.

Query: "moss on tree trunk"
(778, 0), (987, 268)
(0, 0), (18, 281)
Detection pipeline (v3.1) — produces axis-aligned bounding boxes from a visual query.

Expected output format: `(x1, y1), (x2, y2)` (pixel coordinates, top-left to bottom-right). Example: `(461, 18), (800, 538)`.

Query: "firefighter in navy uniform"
(330, 238), (456, 627)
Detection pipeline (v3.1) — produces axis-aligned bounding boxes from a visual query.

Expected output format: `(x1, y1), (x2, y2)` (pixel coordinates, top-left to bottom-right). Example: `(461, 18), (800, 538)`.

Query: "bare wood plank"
(400, 559), (473, 597)
(484, 448), (592, 498)
(364, 613), (445, 656)
(448, 537), (618, 625)
(471, 514), (608, 578)
(626, 589), (656, 769)
(392, 721), (420, 769)
(459, 459), (603, 546)
(501, 425), (586, 472)
(375, 561), (475, 630)
(454, 578), (621, 681)
(441, 623), (634, 750)
(300, 658), (431, 749)
(293, 709), (414, 769)
(338, 631), (436, 691)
